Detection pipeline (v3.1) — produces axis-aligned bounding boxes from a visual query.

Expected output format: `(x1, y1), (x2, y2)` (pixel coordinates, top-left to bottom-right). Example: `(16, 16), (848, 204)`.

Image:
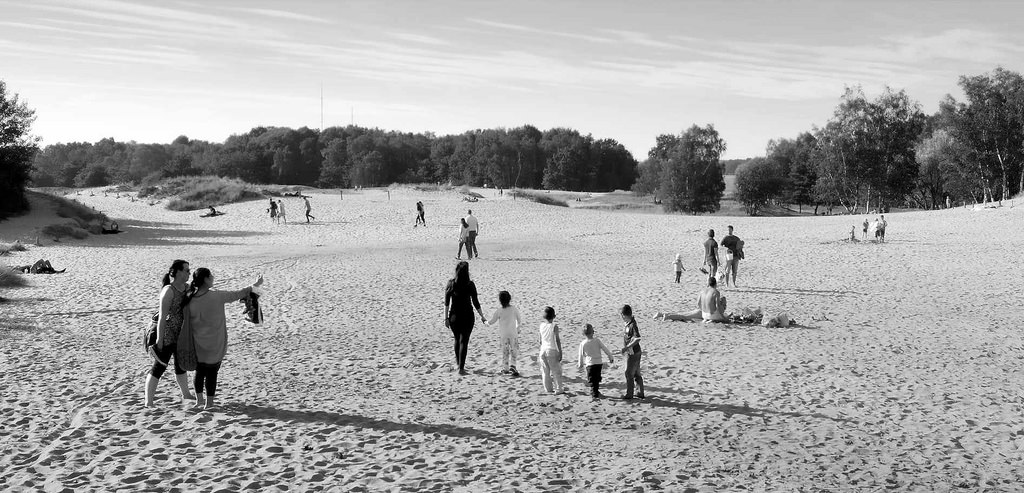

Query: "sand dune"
(1, 187), (1023, 490)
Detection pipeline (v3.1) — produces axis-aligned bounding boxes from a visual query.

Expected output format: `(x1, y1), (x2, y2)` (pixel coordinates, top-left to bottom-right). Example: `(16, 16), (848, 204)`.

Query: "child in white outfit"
(486, 290), (522, 376)
(673, 253), (685, 283)
(577, 324), (614, 399)
(537, 306), (564, 394)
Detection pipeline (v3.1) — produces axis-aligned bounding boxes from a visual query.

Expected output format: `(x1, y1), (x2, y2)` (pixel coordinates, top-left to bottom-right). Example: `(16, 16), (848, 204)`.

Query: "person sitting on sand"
(655, 277), (728, 322)
(180, 268), (263, 410)
(14, 259), (66, 274)
(200, 206), (222, 217)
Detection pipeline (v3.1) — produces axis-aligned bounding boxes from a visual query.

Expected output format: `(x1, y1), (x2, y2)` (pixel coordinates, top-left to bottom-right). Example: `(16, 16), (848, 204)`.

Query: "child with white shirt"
(486, 291), (523, 376)
(537, 306), (565, 394)
(673, 253), (685, 283)
(577, 324), (614, 399)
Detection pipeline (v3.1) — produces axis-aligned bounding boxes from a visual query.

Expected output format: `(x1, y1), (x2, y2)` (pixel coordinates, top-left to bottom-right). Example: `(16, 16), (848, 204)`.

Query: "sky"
(2, 0), (1022, 159)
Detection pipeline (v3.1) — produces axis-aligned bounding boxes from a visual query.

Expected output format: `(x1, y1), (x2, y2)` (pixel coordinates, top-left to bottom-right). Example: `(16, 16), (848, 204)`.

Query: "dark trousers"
(150, 343), (186, 378)
(305, 210), (314, 222)
(467, 231), (479, 257)
(450, 323), (474, 371)
(624, 352), (644, 398)
(458, 240), (469, 258)
(675, 270), (682, 283)
(586, 364), (603, 396)
(195, 361), (222, 396)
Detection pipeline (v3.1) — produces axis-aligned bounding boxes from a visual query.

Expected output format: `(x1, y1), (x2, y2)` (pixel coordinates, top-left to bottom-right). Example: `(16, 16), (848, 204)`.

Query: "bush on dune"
(510, 190), (569, 207)
(136, 176), (264, 211)
(40, 223), (90, 241)
(0, 242), (27, 256)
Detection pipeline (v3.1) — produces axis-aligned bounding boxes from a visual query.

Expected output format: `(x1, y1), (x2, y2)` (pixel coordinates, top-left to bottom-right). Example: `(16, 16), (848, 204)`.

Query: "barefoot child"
(673, 253), (685, 283)
(577, 324), (614, 398)
(538, 306), (565, 394)
(486, 291), (523, 376)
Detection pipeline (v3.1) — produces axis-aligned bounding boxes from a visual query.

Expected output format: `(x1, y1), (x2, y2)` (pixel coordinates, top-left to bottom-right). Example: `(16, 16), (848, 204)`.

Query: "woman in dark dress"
(444, 261), (486, 375)
(144, 259), (195, 407)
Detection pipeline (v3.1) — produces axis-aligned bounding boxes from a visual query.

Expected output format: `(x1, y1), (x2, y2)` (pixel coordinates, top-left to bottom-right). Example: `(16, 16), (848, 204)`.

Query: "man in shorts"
(703, 229), (718, 280)
(719, 225), (742, 287)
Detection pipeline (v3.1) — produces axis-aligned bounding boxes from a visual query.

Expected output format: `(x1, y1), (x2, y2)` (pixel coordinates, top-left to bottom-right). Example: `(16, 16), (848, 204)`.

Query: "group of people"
(689, 226), (744, 288)
(861, 215), (887, 242)
(145, 259), (263, 410)
(443, 261), (645, 400)
(266, 196), (315, 224)
(456, 209), (481, 259)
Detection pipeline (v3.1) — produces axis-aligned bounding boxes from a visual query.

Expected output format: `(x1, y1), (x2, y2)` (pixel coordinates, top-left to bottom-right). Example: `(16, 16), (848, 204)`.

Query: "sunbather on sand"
(655, 277), (727, 322)
(13, 259), (66, 274)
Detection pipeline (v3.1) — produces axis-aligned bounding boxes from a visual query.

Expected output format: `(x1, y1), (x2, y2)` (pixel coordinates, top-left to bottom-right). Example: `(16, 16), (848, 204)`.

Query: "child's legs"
(457, 241), (465, 257)
(508, 336), (519, 368)
(549, 352), (563, 391)
(624, 353), (641, 397)
(675, 270), (681, 283)
(498, 336), (510, 368)
(539, 350), (553, 391)
(198, 362), (222, 396)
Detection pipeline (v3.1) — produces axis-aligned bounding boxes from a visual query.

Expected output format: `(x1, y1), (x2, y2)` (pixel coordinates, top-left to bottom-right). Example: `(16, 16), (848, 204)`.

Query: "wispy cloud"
(233, 7), (332, 25)
(467, 18), (614, 44)
(388, 32), (450, 46)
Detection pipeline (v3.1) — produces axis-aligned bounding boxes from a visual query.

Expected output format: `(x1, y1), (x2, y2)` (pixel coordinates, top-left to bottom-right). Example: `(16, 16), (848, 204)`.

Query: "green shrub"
(55, 196), (108, 227)
(0, 242), (27, 256)
(0, 266), (28, 289)
(510, 190), (569, 207)
(165, 177), (263, 211)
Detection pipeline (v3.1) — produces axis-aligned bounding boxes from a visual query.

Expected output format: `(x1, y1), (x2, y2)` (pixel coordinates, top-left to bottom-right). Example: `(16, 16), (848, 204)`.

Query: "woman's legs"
(146, 344), (178, 407)
(457, 241), (465, 258)
(457, 326), (473, 372)
(194, 362), (222, 409)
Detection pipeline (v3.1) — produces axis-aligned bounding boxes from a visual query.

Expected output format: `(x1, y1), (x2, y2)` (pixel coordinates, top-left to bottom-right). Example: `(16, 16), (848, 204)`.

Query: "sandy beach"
(2, 188), (1023, 491)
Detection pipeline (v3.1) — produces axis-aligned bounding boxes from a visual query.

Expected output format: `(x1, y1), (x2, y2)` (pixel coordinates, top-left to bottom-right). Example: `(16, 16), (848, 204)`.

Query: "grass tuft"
(136, 176), (265, 211)
(510, 190), (569, 207)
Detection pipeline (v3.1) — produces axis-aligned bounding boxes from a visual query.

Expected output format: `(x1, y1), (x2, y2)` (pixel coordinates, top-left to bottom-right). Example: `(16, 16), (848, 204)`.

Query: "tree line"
(27, 125), (639, 194)
(734, 67), (1024, 215)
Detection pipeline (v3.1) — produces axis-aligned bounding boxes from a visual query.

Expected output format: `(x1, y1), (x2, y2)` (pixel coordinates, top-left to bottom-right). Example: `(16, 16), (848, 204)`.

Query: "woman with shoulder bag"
(144, 259), (195, 408)
(179, 268), (263, 410)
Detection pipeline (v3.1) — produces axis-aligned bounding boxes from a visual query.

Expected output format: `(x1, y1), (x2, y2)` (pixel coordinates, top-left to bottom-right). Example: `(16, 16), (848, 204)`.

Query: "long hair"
(452, 261), (470, 288)
(162, 259), (188, 287)
(182, 267), (212, 307)
(460, 218), (468, 228)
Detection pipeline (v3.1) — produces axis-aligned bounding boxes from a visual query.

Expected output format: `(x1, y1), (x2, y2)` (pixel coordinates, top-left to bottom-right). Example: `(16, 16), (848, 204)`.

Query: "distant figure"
(879, 215), (887, 242)
(457, 218), (471, 259)
(720, 225), (742, 287)
(444, 261), (486, 375)
(619, 305), (645, 399)
(673, 253), (684, 283)
(577, 323), (614, 399)
(485, 290), (522, 376)
(465, 209), (480, 258)
(200, 206), (222, 218)
(537, 306), (565, 394)
(850, 226), (857, 242)
(871, 218), (881, 241)
(268, 199), (278, 224)
(862, 218), (869, 240)
(415, 201), (426, 227)
(304, 197), (314, 223)
(277, 199), (287, 224)
(703, 229), (719, 280)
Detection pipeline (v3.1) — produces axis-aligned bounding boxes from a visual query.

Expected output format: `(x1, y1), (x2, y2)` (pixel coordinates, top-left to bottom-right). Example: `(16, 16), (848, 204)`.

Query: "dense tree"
(654, 124), (727, 214)
(0, 80), (39, 216)
(735, 157), (786, 215)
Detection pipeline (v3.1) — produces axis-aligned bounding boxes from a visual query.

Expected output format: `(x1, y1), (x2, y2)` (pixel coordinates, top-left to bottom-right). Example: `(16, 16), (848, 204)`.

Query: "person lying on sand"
(655, 277), (728, 322)
(200, 206), (224, 218)
(13, 259), (66, 274)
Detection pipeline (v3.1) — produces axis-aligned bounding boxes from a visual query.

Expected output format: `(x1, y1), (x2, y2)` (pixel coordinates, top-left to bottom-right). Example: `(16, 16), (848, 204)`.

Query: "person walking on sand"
(457, 218), (471, 259)
(538, 306), (565, 394)
(304, 196), (314, 223)
(485, 290), (523, 376)
(179, 268), (263, 410)
(703, 229), (719, 280)
(464, 209), (480, 259)
(444, 261), (487, 375)
(720, 225), (742, 287)
(879, 215), (887, 242)
(619, 304), (645, 400)
(144, 259), (196, 407)
(577, 323), (614, 399)
(277, 199), (287, 224)
(673, 253), (685, 283)
(415, 201), (426, 227)
(862, 218), (869, 241)
(268, 199), (278, 224)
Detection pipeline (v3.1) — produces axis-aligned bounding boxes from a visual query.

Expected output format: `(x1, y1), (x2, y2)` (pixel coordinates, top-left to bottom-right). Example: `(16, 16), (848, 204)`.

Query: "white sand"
(1, 187), (1023, 491)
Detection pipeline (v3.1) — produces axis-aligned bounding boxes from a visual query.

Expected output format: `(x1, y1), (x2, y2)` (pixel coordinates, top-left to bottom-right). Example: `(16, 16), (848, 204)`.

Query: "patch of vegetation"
(40, 223), (90, 241)
(510, 190), (569, 207)
(137, 176), (264, 211)
(0, 242), (27, 256)
(0, 264), (29, 289)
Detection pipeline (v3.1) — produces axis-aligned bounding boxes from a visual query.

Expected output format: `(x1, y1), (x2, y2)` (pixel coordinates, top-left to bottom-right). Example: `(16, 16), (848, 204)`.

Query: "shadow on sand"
(73, 219), (267, 247)
(223, 403), (509, 444)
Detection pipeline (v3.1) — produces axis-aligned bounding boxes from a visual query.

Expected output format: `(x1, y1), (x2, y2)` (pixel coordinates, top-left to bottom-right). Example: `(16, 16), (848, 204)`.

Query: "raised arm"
(577, 340), (585, 368)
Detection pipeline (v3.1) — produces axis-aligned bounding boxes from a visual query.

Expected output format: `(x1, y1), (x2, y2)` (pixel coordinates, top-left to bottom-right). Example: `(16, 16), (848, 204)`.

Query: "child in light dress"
(673, 253), (685, 283)
(577, 323), (614, 399)
(486, 291), (523, 376)
(537, 306), (565, 394)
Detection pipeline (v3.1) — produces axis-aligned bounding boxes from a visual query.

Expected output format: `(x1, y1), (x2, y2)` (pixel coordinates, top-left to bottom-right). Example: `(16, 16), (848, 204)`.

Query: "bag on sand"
(762, 311), (790, 328)
(176, 306), (198, 372)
